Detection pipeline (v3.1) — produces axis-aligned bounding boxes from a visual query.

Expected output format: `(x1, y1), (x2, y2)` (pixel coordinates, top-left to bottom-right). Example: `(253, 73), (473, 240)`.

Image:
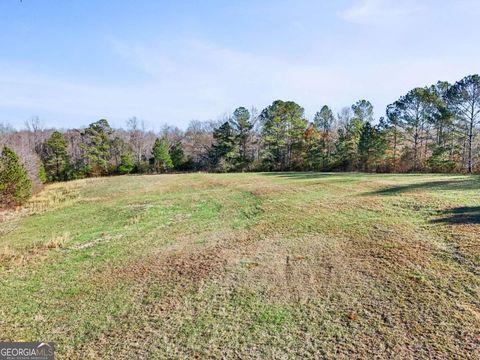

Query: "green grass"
(0, 173), (479, 359)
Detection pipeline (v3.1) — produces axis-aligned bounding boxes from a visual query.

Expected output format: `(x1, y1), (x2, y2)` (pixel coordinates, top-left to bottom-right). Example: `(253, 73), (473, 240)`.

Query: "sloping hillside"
(0, 173), (479, 359)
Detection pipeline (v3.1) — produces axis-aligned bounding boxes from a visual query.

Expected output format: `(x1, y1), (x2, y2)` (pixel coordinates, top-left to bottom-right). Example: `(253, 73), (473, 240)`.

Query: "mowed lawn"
(0, 173), (479, 359)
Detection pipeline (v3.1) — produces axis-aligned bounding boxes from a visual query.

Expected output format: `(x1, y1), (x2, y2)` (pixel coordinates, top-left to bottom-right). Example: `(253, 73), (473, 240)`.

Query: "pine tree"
(0, 146), (32, 206)
(333, 127), (350, 170)
(260, 100), (307, 170)
(209, 122), (238, 171)
(448, 75), (480, 173)
(344, 100), (374, 170)
(390, 88), (436, 171)
(303, 123), (322, 170)
(358, 123), (386, 172)
(426, 82), (457, 173)
(230, 107), (253, 169)
(118, 153), (135, 174)
(38, 162), (47, 184)
(81, 119), (113, 176)
(384, 105), (405, 171)
(152, 138), (173, 173)
(169, 141), (185, 170)
(41, 131), (70, 181)
(313, 105), (335, 168)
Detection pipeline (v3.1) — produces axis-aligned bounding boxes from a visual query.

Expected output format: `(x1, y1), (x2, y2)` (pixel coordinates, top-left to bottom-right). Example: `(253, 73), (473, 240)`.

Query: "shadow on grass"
(371, 178), (480, 195)
(260, 173), (480, 195)
(261, 172), (353, 180)
(432, 206), (480, 225)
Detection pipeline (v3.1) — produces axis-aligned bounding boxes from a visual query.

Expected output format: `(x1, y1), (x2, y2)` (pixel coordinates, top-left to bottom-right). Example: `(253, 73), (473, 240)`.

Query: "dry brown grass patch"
(0, 232), (70, 268)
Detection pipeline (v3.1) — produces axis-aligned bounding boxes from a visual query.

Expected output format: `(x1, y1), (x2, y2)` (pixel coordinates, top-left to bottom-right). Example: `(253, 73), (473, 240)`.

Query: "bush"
(134, 161), (150, 174)
(427, 148), (457, 173)
(0, 146), (33, 207)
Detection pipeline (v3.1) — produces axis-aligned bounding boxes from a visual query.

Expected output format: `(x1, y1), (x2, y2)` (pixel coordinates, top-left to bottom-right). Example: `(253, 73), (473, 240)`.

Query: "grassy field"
(0, 173), (479, 359)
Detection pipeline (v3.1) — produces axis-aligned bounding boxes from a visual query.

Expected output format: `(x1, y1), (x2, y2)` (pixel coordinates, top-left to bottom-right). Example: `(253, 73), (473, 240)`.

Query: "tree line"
(1, 74), (479, 206)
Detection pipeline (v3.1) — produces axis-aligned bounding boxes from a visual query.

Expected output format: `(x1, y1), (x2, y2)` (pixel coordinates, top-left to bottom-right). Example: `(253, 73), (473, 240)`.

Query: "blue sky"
(1, 0), (479, 130)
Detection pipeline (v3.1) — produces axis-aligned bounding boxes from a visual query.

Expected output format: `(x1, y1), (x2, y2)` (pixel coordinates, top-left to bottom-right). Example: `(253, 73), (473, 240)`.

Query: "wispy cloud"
(110, 38), (352, 117)
(340, 0), (423, 25)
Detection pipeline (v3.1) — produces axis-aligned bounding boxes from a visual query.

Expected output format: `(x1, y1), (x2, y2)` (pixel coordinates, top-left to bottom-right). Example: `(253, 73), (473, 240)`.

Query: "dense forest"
(1, 74), (479, 205)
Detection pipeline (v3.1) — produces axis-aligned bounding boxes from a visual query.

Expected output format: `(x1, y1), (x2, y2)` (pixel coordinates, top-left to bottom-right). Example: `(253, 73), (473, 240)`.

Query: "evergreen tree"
(333, 127), (350, 170)
(314, 105), (335, 133)
(117, 153), (135, 174)
(390, 88), (435, 171)
(41, 131), (70, 181)
(260, 100), (307, 170)
(230, 107), (253, 169)
(352, 99), (374, 123)
(426, 146), (457, 173)
(313, 105), (335, 168)
(169, 141), (185, 170)
(0, 146), (32, 206)
(384, 104), (405, 171)
(81, 119), (113, 176)
(431, 82), (454, 149)
(426, 82), (458, 172)
(448, 75), (480, 173)
(209, 122), (237, 171)
(303, 123), (322, 170)
(358, 123), (374, 171)
(38, 162), (47, 184)
(358, 123), (386, 172)
(331, 107), (352, 170)
(152, 138), (173, 173)
(338, 100), (373, 170)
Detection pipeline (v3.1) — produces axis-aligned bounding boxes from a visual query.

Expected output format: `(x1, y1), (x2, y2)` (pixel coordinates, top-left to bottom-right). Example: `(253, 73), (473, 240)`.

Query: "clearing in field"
(0, 173), (479, 359)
